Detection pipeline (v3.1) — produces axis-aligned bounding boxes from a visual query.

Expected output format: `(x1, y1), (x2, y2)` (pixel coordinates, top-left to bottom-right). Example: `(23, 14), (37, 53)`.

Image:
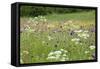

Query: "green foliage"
(20, 6), (94, 17)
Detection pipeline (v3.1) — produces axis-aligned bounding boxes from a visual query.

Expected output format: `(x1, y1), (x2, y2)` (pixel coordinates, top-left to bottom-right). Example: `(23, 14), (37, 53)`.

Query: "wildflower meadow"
(20, 6), (96, 64)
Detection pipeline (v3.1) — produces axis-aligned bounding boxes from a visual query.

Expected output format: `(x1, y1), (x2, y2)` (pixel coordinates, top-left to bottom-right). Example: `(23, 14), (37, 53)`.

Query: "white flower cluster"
(71, 38), (81, 45)
(89, 45), (95, 50)
(71, 30), (89, 45)
(28, 16), (47, 24)
(24, 25), (35, 32)
(47, 36), (53, 40)
(74, 30), (89, 39)
(47, 49), (68, 61)
(71, 38), (80, 42)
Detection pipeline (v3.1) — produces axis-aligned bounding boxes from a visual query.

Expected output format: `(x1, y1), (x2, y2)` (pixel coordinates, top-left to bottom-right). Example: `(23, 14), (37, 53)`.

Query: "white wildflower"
(47, 36), (53, 40)
(71, 38), (80, 42)
(20, 59), (24, 63)
(90, 45), (95, 50)
(42, 41), (46, 44)
(23, 50), (29, 54)
(34, 17), (38, 20)
(47, 49), (68, 61)
(84, 36), (87, 39)
(48, 52), (54, 56)
(60, 49), (68, 53)
(55, 54), (61, 59)
(74, 30), (83, 33)
(62, 54), (67, 57)
(60, 49), (65, 51)
(47, 56), (56, 60)
(78, 34), (82, 37)
(78, 33), (89, 39)
(82, 33), (89, 37)
(85, 51), (89, 54)
(60, 57), (66, 61)
(54, 51), (62, 55)
(25, 25), (30, 31)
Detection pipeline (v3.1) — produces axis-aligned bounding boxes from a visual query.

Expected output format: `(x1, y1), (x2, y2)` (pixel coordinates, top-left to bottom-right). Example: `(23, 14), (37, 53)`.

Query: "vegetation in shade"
(20, 6), (96, 64)
(20, 6), (94, 17)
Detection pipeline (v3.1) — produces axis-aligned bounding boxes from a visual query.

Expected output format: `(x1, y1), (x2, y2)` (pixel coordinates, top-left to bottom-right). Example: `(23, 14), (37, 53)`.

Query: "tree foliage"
(20, 6), (93, 17)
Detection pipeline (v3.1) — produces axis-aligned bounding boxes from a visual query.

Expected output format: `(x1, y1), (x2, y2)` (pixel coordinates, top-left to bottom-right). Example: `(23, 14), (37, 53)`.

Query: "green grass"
(45, 11), (95, 22)
(20, 11), (95, 64)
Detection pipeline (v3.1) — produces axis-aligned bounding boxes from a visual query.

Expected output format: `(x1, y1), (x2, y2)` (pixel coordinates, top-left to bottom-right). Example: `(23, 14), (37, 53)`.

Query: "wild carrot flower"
(71, 38), (80, 42)
(47, 36), (53, 40)
(47, 49), (68, 61)
(84, 51), (89, 54)
(89, 45), (95, 50)
(74, 30), (83, 33)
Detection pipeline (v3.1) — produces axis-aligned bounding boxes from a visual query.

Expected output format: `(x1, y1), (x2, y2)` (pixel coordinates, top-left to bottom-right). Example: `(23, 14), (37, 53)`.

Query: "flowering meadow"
(20, 11), (96, 64)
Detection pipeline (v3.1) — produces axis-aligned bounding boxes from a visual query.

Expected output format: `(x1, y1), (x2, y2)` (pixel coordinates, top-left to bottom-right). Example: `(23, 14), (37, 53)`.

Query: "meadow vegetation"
(20, 6), (96, 64)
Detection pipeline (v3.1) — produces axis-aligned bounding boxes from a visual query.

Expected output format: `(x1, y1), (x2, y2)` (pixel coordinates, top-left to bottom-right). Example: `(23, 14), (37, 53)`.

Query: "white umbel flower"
(74, 30), (83, 33)
(90, 45), (95, 50)
(84, 51), (89, 54)
(71, 38), (80, 41)
(47, 49), (68, 61)
(47, 56), (56, 59)
(47, 36), (53, 40)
